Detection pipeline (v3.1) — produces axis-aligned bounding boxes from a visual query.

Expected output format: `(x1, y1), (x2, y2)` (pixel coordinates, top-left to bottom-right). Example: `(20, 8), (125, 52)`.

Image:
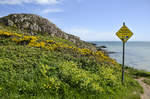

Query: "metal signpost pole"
(122, 42), (125, 84)
(122, 22), (125, 85)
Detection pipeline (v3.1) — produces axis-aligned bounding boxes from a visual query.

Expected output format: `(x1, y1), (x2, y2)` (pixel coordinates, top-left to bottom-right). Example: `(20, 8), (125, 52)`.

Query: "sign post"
(116, 22), (133, 84)
(122, 42), (125, 84)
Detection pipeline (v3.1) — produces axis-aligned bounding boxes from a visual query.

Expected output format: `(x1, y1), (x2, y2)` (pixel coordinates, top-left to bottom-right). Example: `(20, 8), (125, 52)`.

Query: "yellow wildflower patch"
(0, 29), (118, 65)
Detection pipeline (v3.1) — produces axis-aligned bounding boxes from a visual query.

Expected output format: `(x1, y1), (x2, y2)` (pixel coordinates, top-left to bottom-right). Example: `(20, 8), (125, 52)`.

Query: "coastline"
(89, 42), (117, 55)
(89, 41), (150, 72)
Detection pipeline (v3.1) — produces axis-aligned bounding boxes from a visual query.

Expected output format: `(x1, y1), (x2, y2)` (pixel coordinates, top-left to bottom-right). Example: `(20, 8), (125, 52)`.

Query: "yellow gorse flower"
(0, 29), (118, 65)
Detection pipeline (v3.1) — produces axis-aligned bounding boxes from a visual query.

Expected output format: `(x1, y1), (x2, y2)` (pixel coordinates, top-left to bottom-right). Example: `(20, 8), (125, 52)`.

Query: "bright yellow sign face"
(116, 25), (133, 43)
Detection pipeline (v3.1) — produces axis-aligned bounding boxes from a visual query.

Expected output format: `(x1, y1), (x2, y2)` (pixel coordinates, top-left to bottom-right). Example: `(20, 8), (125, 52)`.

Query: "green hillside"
(0, 18), (143, 99)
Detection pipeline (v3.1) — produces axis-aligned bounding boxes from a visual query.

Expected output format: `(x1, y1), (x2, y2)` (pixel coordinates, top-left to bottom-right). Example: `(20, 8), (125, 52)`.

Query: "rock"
(96, 46), (107, 51)
(96, 45), (116, 55)
(22, 22), (30, 29)
(7, 20), (14, 26)
(107, 51), (116, 54)
(89, 42), (97, 46)
(63, 33), (69, 39)
(0, 13), (97, 51)
(99, 46), (107, 48)
(96, 47), (102, 51)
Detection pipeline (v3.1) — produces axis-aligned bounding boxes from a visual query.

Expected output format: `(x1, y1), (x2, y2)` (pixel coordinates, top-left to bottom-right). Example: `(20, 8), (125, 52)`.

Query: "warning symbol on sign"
(116, 23), (133, 43)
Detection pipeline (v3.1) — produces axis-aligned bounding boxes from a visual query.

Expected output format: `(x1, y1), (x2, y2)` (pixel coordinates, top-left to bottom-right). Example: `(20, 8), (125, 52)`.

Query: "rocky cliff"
(0, 13), (96, 51)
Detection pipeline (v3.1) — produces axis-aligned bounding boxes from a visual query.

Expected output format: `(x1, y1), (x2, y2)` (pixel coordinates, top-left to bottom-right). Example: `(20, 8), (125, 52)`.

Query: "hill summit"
(0, 13), (96, 50)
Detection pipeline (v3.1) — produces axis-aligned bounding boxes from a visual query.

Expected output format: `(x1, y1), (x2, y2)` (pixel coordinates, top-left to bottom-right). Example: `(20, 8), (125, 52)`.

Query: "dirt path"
(136, 78), (150, 99)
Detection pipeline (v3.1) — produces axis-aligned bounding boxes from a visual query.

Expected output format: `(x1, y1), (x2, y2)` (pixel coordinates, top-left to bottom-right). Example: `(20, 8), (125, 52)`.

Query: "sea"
(91, 41), (150, 72)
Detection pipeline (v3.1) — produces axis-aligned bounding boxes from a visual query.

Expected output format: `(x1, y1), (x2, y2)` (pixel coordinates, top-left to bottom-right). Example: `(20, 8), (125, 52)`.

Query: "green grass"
(0, 25), (144, 99)
(143, 79), (150, 86)
(125, 66), (150, 79)
(38, 34), (77, 47)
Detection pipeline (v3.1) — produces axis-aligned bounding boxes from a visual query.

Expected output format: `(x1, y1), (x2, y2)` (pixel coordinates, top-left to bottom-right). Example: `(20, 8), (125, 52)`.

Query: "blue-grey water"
(92, 41), (150, 72)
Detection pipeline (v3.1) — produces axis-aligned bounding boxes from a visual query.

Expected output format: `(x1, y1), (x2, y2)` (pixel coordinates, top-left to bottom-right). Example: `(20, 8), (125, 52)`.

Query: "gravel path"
(136, 78), (150, 99)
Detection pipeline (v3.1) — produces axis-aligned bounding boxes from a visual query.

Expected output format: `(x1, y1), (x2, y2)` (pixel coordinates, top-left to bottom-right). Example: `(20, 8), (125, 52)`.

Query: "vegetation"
(0, 24), (144, 99)
(126, 66), (150, 90)
(126, 67), (150, 79)
(143, 79), (150, 86)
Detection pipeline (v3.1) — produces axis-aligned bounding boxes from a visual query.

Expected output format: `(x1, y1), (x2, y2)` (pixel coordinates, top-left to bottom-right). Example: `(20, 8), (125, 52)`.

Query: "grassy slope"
(126, 66), (150, 87)
(0, 24), (143, 99)
(126, 67), (150, 79)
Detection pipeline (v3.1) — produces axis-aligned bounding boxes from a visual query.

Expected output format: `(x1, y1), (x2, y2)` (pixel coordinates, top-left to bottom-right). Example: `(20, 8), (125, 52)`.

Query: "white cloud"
(64, 27), (117, 41)
(0, 0), (61, 5)
(41, 8), (63, 14)
(35, 0), (60, 5)
(0, 0), (21, 5)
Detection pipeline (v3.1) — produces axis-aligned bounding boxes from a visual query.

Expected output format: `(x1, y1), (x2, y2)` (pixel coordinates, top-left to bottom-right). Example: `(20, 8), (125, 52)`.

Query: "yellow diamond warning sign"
(116, 23), (133, 43)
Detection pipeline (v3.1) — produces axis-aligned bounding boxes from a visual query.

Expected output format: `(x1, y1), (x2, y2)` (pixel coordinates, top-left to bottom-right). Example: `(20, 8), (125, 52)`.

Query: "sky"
(0, 0), (150, 41)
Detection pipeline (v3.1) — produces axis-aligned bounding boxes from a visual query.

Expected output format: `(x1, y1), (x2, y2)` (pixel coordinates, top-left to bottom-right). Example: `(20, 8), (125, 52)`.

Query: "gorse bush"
(0, 29), (117, 65)
(58, 61), (104, 93)
(39, 61), (123, 96)
(0, 29), (143, 98)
